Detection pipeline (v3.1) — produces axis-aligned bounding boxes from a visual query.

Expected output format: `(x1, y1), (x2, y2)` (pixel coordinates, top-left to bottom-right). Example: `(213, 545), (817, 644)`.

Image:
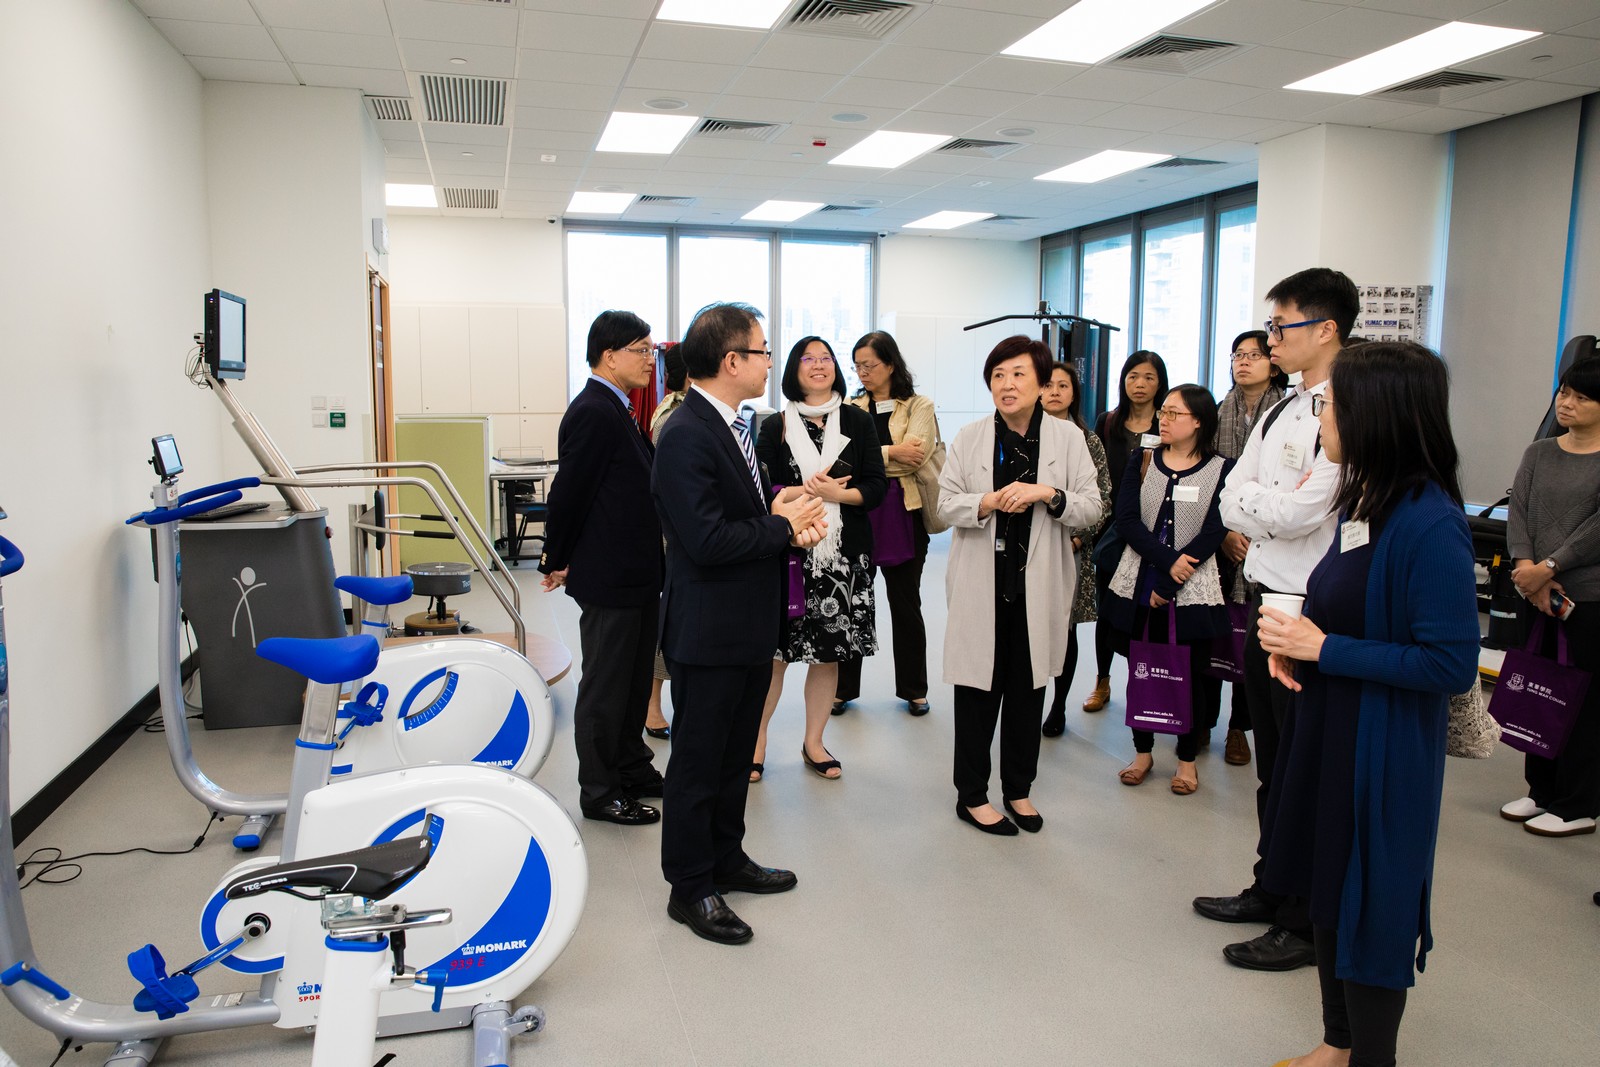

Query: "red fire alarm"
(812, 138), (827, 147)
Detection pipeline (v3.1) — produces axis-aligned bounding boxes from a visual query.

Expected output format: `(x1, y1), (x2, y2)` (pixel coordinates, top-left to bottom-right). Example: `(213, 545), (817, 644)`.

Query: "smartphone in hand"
(1550, 590), (1577, 621)
(827, 459), (853, 479)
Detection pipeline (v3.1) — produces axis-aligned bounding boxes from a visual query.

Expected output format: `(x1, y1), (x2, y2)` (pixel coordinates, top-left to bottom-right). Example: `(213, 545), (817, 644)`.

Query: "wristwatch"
(1541, 557), (1559, 574)
(1048, 489), (1065, 511)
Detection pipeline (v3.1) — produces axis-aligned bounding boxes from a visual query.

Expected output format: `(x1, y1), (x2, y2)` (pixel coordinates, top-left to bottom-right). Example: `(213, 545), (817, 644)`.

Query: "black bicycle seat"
(223, 837), (433, 902)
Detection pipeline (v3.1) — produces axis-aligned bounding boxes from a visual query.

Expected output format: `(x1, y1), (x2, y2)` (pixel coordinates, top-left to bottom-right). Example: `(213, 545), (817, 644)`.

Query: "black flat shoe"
(831, 700), (849, 716)
(907, 699), (931, 717)
(802, 744), (841, 779)
(1003, 799), (1043, 833)
(646, 725), (671, 740)
(1041, 707), (1066, 737)
(715, 859), (797, 895)
(667, 893), (752, 945)
(748, 762), (763, 783)
(582, 797), (660, 826)
(956, 802), (1018, 836)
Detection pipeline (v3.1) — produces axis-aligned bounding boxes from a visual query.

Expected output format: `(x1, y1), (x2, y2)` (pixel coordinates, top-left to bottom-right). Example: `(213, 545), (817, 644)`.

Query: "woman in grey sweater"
(1502, 357), (1600, 837)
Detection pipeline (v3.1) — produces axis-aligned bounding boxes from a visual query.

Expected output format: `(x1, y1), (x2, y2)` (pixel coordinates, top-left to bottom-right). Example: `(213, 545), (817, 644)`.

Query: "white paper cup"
(1260, 593), (1305, 619)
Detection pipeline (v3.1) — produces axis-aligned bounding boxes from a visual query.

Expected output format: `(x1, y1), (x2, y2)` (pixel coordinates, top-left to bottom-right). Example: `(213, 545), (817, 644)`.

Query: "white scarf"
(783, 395), (849, 573)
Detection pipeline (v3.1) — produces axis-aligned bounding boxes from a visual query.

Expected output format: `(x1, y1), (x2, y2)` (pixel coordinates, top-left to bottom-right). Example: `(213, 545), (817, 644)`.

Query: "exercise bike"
(0, 510), (587, 1066)
(138, 435), (556, 851)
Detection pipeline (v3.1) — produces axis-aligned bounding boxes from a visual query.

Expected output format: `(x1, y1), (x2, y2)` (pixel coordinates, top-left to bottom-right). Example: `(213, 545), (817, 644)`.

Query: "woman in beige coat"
(939, 335), (1102, 835)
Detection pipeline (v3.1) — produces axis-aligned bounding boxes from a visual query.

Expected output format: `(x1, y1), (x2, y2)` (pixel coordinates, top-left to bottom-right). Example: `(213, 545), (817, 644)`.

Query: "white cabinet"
(391, 305), (422, 414)
(469, 307), (520, 413)
(517, 306), (567, 413)
(417, 306), (471, 413)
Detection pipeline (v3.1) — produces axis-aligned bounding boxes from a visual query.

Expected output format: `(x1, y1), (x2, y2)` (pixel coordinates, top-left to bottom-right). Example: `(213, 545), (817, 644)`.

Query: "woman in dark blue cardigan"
(1255, 342), (1480, 1067)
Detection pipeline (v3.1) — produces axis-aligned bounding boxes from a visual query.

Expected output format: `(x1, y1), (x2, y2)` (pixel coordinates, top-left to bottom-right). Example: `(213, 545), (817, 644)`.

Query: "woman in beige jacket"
(938, 336), (1102, 835)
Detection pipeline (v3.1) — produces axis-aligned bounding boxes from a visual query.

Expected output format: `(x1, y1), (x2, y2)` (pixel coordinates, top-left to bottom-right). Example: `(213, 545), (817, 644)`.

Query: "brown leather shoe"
(1081, 676), (1111, 712)
(1224, 729), (1252, 766)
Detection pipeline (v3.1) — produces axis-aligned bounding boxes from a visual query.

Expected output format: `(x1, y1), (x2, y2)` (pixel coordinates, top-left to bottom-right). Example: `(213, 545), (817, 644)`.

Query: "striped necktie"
(731, 414), (763, 498)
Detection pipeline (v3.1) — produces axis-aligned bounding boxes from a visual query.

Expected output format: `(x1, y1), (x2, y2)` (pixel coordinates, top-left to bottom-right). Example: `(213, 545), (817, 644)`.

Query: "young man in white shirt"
(1194, 267), (1360, 972)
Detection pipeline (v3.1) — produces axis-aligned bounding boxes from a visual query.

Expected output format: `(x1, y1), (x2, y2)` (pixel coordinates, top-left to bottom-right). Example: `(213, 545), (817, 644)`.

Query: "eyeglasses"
(799, 355), (834, 366)
(736, 348), (772, 359)
(854, 360), (883, 374)
(1156, 408), (1193, 421)
(1231, 350), (1268, 362)
(1265, 318), (1325, 341)
(618, 344), (653, 357)
(1311, 395), (1333, 417)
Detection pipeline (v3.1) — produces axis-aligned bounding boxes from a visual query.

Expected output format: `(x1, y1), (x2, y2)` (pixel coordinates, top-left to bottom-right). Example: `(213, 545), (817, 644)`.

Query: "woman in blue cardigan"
(1255, 342), (1480, 1067)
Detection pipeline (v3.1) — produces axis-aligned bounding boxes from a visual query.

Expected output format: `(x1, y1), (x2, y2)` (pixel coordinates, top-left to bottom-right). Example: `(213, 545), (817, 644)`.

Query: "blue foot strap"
(337, 682), (389, 741)
(128, 944), (199, 1019)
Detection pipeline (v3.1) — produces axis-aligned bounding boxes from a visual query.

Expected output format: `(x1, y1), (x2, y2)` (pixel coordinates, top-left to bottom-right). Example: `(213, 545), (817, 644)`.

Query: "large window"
(1211, 203), (1259, 397)
(1080, 231), (1132, 367)
(565, 226), (874, 404)
(1141, 212), (1205, 386)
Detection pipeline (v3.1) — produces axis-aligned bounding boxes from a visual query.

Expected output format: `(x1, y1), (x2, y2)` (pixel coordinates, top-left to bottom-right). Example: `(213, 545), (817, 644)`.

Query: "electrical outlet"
(312, 411), (328, 427)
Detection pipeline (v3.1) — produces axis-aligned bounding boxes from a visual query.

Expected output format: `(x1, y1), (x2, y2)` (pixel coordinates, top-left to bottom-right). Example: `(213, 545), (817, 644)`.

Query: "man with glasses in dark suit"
(651, 302), (827, 945)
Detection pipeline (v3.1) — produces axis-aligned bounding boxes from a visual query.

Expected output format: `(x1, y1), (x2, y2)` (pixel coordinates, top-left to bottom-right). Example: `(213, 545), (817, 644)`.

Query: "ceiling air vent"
(819, 204), (874, 214)
(936, 138), (1022, 159)
(983, 215), (1034, 225)
(637, 195), (699, 206)
(1111, 35), (1239, 75)
(785, 0), (919, 42)
(1379, 69), (1506, 106)
(1145, 157), (1226, 169)
(366, 96), (413, 122)
(419, 75), (507, 125)
(441, 187), (499, 210)
(695, 118), (787, 142)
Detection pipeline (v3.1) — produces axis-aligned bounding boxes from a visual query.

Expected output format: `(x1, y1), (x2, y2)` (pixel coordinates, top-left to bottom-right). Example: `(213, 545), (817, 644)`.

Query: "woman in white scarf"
(752, 337), (888, 781)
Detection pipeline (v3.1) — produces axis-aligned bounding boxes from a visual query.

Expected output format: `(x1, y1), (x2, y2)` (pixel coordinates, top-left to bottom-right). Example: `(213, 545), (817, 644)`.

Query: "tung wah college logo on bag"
(1503, 672), (1526, 693)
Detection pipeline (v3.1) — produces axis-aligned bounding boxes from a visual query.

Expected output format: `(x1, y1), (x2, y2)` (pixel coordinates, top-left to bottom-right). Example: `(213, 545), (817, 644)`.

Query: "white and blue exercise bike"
(0, 508), (587, 1067)
(137, 434), (555, 851)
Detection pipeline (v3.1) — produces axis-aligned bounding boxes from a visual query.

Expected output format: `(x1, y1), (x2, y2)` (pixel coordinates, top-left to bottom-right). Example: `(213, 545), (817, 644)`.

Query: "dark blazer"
(539, 377), (663, 608)
(754, 403), (887, 560)
(652, 388), (794, 666)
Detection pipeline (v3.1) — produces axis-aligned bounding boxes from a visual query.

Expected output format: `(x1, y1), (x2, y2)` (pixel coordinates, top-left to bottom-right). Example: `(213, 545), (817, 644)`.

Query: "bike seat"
(335, 574), (414, 606)
(256, 635), (380, 685)
(224, 837), (434, 903)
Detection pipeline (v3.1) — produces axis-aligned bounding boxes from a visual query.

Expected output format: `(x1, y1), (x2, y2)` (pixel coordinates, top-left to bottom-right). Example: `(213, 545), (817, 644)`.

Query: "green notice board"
(394, 417), (491, 568)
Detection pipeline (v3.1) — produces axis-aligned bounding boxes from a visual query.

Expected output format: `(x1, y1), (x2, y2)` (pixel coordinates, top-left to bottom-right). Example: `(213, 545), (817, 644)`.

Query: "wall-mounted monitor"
(204, 289), (246, 380)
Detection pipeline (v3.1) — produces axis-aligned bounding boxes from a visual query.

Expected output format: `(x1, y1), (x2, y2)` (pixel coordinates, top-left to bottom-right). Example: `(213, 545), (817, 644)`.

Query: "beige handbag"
(912, 429), (949, 535)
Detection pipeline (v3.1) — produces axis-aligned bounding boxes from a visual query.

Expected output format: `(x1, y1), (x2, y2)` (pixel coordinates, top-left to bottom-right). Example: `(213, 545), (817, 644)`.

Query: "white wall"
(877, 234), (1042, 433)
(1564, 94), (1600, 342)
(0, 0), (219, 805)
(387, 217), (564, 304)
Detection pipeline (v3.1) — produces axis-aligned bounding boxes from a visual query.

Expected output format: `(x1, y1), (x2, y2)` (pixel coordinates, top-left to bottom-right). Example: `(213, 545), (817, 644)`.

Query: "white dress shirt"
(1218, 380), (1339, 595)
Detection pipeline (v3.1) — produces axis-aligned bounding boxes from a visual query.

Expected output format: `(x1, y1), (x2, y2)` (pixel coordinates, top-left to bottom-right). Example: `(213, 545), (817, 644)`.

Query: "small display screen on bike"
(152, 435), (184, 478)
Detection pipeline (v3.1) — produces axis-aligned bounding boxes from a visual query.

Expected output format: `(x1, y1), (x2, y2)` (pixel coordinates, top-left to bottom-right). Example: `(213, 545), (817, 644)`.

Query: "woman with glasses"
(752, 336), (886, 781)
(1040, 360), (1114, 737)
(1085, 351), (1170, 713)
(939, 336), (1102, 834)
(1208, 330), (1288, 765)
(834, 330), (940, 718)
(1105, 384), (1233, 795)
(1255, 342), (1479, 1067)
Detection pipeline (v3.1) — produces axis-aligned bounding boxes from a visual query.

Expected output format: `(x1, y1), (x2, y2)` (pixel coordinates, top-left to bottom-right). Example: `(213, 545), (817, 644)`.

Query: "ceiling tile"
(1463, 33), (1600, 78)
(429, 141), (508, 165)
(914, 85), (1039, 118)
(1548, 57), (1600, 84)
(518, 80), (618, 112)
(955, 55), (1083, 94)
(1377, 106), (1503, 134)
(721, 68), (845, 103)
(1219, 89), (1339, 120)
(148, 18), (283, 61)
(1161, 111), (1285, 140)
(134, 0), (258, 24)
(400, 38), (516, 78)
(518, 11), (648, 56)
(1356, 0), (1497, 16)
(250, 0), (389, 35)
(1082, 104), (1205, 132)
(889, 4), (1043, 54)
(1269, 5), (1445, 59)
(1170, 0), (1354, 47)
(625, 58), (741, 95)
(511, 106), (608, 134)
(382, 140), (429, 159)
(1138, 77), (1266, 112)
(430, 160), (508, 178)
(824, 76), (939, 110)
(185, 56), (298, 83)
(420, 122), (512, 147)
(638, 24), (767, 66)
(273, 29), (400, 69)
(385, 0), (520, 47)
(856, 45), (985, 86)
(752, 32), (881, 76)
(1474, 0), (1600, 33)
(516, 50), (630, 86)
(1201, 45), (1354, 90)
(1307, 97), (1431, 124)
(297, 63), (410, 96)
(506, 160), (583, 179)
(1564, 16), (1600, 38)
(1047, 67), (1185, 103)
(997, 95), (1123, 125)
(509, 139), (594, 161)
(1448, 77), (1592, 113)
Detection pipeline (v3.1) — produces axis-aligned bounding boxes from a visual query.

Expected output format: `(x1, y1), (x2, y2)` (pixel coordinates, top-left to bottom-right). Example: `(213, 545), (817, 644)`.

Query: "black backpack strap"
(1257, 391), (1324, 460)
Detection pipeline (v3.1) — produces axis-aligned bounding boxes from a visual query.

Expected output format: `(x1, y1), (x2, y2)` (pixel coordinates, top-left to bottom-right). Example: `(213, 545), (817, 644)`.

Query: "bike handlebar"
(0, 535), (22, 578)
(125, 477), (262, 526)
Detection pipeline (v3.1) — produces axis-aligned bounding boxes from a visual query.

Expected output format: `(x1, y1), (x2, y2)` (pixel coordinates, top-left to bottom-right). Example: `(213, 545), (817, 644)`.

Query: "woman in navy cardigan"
(1256, 342), (1479, 1067)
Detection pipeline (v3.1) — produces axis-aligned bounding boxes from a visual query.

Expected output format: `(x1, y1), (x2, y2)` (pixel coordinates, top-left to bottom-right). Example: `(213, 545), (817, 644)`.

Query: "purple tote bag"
(1488, 616), (1591, 757)
(868, 478), (916, 568)
(1204, 601), (1251, 682)
(1125, 607), (1193, 735)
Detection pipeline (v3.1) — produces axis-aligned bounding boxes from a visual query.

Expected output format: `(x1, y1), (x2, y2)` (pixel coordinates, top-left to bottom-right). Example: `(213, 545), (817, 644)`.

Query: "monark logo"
(462, 939), (528, 955)
(297, 981), (322, 996)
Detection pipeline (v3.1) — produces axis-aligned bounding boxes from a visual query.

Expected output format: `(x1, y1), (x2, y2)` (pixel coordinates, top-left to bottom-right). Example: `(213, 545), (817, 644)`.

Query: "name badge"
(994, 537), (1006, 553)
(1341, 519), (1370, 551)
(1172, 484), (1200, 503)
(1281, 442), (1306, 470)
(875, 400), (895, 414)
(1140, 433), (1162, 449)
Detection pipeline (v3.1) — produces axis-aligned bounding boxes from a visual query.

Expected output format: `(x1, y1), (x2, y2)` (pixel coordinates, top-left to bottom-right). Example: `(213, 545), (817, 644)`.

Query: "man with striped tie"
(652, 301), (827, 945)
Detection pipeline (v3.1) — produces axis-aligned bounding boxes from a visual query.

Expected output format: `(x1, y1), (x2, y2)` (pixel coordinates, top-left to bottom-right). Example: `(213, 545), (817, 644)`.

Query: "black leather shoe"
(1003, 799), (1043, 833)
(668, 893), (752, 945)
(645, 725), (671, 740)
(624, 776), (665, 799)
(715, 859), (797, 895)
(1192, 886), (1274, 924)
(1041, 707), (1066, 737)
(581, 797), (660, 825)
(1223, 925), (1316, 971)
(956, 802), (1018, 836)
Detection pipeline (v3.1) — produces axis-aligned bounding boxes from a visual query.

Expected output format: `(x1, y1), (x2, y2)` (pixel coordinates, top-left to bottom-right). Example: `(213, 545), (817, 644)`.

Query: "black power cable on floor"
(15, 810), (223, 888)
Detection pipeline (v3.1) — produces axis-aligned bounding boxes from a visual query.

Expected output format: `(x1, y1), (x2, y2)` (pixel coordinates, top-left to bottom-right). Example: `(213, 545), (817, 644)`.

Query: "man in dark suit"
(652, 302), (826, 945)
(539, 310), (665, 826)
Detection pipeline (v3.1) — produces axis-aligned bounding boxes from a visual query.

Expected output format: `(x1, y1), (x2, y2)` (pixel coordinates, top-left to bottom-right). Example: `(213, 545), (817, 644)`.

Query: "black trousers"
(573, 601), (659, 810)
(660, 657), (770, 902)
(836, 514), (930, 702)
(1048, 626), (1080, 714)
(1315, 927), (1407, 1067)
(1195, 674), (1250, 731)
(1244, 590), (1311, 935)
(1524, 601), (1600, 820)
(953, 595), (1043, 808)
(1132, 641), (1215, 761)
(1093, 567), (1116, 676)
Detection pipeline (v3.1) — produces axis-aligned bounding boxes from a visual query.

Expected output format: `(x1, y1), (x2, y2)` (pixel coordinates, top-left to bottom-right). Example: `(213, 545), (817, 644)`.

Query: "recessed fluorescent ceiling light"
(385, 183), (436, 207)
(905, 211), (994, 230)
(567, 191), (637, 214)
(829, 131), (950, 169)
(1003, 0), (1220, 65)
(657, 0), (790, 30)
(1036, 149), (1172, 183)
(742, 200), (825, 223)
(596, 111), (698, 154)
(1286, 21), (1541, 95)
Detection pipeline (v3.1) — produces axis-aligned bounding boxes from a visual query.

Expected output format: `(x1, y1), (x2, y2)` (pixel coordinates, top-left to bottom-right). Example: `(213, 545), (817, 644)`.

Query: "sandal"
(1118, 759), (1154, 786)
(830, 700), (849, 716)
(749, 762), (763, 783)
(801, 744), (842, 780)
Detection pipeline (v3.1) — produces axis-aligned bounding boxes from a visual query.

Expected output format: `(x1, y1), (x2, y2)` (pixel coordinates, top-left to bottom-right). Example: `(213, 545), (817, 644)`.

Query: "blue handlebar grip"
(0, 535), (22, 578)
(133, 491), (245, 527)
(176, 477), (261, 506)
(1, 961), (71, 1000)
